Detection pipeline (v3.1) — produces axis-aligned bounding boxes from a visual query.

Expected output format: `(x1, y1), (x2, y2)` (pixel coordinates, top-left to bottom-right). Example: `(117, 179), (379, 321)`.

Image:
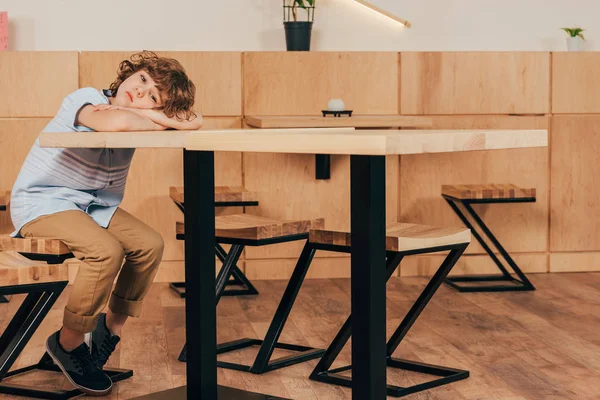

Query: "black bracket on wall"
(315, 154), (331, 180)
(316, 109), (353, 180)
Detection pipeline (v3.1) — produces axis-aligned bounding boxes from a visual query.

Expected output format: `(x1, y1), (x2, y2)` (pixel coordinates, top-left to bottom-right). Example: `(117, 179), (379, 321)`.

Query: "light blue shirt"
(10, 87), (135, 237)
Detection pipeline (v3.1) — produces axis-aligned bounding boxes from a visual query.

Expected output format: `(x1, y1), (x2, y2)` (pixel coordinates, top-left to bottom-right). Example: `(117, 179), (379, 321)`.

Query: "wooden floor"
(1, 272), (599, 399)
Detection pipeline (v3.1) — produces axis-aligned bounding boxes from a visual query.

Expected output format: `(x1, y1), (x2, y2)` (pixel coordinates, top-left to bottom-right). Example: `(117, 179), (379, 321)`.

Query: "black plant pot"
(284, 21), (313, 51)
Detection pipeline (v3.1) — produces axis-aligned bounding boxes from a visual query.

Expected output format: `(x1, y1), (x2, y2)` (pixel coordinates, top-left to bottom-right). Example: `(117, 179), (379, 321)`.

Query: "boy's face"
(113, 70), (165, 109)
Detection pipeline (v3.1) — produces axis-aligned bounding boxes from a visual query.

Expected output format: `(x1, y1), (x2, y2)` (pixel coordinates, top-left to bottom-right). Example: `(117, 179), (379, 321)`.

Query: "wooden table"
(40, 127), (548, 400)
(246, 115), (433, 179)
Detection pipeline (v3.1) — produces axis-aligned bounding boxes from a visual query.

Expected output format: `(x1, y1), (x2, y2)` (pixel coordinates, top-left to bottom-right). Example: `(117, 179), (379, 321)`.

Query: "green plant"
(561, 27), (585, 40)
(284, 0), (315, 22)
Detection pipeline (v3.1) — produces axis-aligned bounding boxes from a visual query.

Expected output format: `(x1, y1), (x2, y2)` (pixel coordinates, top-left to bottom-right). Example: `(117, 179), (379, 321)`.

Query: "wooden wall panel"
(552, 53), (600, 113)
(400, 52), (550, 115)
(551, 116), (600, 252)
(550, 252), (600, 273)
(0, 52), (78, 117)
(121, 117), (242, 262)
(400, 116), (549, 255)
(0, 118), (51, 234)
(79, 51), (242, 116)
(243, 52), (398, 115)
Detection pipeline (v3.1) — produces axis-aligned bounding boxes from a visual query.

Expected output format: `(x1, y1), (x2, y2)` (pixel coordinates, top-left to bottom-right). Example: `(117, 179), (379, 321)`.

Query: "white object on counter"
(327, 99), (345, 111)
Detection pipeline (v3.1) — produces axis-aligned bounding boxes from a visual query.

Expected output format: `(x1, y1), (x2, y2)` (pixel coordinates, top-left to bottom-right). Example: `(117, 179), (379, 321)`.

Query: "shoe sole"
(45, 339), (113, 397)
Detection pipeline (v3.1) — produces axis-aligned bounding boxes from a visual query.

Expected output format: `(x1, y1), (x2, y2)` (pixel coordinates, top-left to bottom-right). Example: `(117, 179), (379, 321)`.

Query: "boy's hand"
(125, 108), (204, 130)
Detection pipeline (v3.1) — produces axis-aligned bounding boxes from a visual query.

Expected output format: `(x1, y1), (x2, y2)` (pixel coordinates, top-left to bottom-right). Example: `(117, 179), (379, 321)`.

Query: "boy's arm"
(77, 105), (167, 132)
(93, 105), (204, 130)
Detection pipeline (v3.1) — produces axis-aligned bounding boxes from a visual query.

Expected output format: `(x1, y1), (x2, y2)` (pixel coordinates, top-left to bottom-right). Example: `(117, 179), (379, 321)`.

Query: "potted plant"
(283, 0), (315, 51)
(561, 27), (585, 51)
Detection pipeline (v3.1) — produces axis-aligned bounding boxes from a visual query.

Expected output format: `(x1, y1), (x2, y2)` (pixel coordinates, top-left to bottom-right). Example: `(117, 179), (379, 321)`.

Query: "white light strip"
(352, 0), (411, 27)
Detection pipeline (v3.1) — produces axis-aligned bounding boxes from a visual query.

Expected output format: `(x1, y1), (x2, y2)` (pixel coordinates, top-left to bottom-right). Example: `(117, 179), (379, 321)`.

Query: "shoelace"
(71, 346), (99, 375)
(97, 336), (119, 366)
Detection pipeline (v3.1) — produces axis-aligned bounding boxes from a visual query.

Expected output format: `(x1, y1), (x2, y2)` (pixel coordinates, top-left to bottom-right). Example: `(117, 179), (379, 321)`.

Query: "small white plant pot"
(566, 36), (583, 51)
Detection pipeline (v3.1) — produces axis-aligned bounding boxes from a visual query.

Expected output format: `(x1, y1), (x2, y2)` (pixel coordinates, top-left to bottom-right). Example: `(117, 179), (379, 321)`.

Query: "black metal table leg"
(443, 196), (535, 292)
(350, 154), (387, 399)
(134, 150), (285, 399)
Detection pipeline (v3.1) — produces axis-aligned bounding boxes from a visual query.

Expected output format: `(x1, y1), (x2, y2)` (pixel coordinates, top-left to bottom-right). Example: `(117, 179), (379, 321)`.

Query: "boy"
(10, 51), (203, 396)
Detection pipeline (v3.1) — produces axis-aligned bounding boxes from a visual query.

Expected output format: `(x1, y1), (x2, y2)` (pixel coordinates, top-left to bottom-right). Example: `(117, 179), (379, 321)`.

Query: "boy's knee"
(84, 240), (125, 278)
(101, 242), (126, 267)
(140, 231), (164, 264)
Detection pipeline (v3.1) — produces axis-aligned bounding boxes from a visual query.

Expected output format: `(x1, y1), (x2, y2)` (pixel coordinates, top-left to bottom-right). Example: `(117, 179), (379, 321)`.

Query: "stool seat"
(177, 214), (324, 241)
(0, 190), (9, 210)
(169, 186), (259, 206)
(0, 236), (71, 256)
(441, 184), (536, 200)
(0, 251), (68, 285)
(310, 223), (470, 252)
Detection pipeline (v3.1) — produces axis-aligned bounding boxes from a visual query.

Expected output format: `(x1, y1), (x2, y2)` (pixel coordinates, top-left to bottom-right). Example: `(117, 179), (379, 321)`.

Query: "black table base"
(130, 385), (289, 400)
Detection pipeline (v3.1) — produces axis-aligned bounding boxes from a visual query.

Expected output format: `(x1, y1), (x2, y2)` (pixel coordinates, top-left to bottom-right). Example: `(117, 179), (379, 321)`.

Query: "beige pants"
(20, 208), (164, 333)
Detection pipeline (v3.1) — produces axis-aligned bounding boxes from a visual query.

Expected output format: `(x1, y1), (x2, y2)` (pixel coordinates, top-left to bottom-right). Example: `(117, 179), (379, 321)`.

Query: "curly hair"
(108, 51), (196, 120)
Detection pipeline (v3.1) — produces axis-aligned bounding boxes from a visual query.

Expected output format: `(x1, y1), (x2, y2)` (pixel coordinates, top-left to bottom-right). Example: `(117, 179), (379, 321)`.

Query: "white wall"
(1, 0), (598, 51)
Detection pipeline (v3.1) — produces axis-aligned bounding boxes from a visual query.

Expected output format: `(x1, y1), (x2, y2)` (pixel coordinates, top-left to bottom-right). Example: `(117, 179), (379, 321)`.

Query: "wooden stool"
(442, 184), (536, 292)
(0, 236), (73, 303)
(0, 251), (132, 399)
(0, 190), (9, 211)
(176, 214), (326, 374)
(307, 223), (471, 397)
(0, 192), (13, 301)
(169, 186), (260, 298)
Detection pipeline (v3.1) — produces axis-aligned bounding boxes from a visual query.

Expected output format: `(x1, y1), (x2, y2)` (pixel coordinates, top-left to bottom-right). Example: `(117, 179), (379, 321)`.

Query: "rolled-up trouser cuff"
(63, 308), (100, 333)
(108, 291), (144, 317)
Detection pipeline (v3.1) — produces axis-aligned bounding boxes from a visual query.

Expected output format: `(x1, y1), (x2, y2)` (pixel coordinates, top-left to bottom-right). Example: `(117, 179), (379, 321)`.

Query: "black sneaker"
(91, 313), (120, 369)
(46, 330), (113, 396)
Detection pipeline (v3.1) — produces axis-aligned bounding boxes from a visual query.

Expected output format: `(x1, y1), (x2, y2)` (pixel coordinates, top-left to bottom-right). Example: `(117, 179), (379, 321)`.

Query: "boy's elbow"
(193, 116), (204, 130)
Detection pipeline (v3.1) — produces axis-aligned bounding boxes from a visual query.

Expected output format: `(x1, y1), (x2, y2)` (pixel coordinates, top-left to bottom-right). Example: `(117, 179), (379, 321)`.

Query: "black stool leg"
(215, 243), (259, 297)
(309, 252), (403, 384)
(444, 197), (535, 292)
(169, 202), (259, 299)
(311, 245), (470, 397)
(0, 282), (133, 399)
(169, 243), (259, 298)
(214, 242), (326, 374)
(178, 243), (245, 362)
(215, 245), (245, 303)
